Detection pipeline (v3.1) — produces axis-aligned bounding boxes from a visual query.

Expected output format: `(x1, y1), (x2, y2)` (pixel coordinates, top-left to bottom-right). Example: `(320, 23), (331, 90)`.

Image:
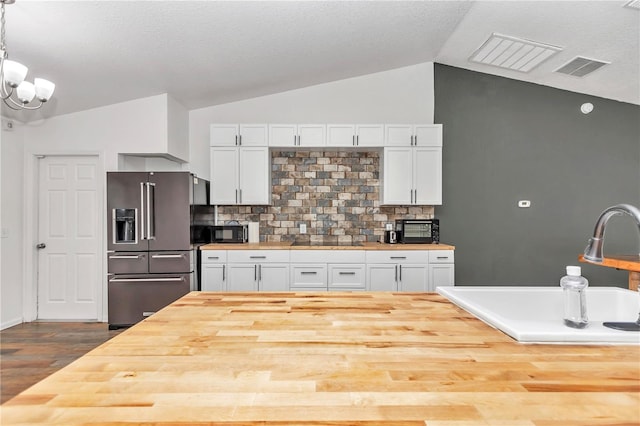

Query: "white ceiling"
(2, 1), (638, 122)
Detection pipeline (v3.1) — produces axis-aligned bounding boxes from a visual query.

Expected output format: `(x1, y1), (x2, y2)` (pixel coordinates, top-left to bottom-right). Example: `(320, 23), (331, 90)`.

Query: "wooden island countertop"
(2, 292), (638, 425)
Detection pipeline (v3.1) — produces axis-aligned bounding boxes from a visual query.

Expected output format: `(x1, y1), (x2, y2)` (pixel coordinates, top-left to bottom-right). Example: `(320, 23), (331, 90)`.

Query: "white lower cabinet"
(201, 248), (454, 292)
(428, 250), (455, 290)
(201, 250), (227, 291)
(226, 250), (290, 292)
(366, 251), (429, 292)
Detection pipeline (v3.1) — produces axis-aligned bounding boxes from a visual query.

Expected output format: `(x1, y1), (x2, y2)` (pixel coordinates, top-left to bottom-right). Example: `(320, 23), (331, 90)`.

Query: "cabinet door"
(269, 124), (297, 147)
(414, 147), (442, 205)
(210, 124), (239, 147)
(298, 125), (326, 147)
(227, 263), (258, 291)
(356, 125), (384, 147)
(326, 124), (356, 147)
(259, 263), (290, 292)
(429, 264), (455, 291)
(239, 124), (268, 146)
(290, 264), (327, 289)
(385, 125), (412, 146)
(201, 263), (226, 291)
(414, 125), (442, 147)
(366, 264), (397, 291)
(239, 147), (270, 205)
(328, 264), (366, 291)
(210, 147), (239, 204)
(398, 264), (428, 292)
(382, 147), (413, 205)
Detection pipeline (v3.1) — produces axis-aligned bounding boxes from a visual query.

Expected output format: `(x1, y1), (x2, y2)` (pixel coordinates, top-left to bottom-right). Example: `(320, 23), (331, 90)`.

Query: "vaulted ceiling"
(3, 1), (638, 122)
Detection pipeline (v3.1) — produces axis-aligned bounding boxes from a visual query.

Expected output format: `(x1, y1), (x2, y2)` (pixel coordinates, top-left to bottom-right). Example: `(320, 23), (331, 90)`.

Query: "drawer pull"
(207, 256), (219, 260)
(301, 271), (317, 275)
(142, 311), (155, 317)
(109, 255), (141, 259)
(152, 254), (184, 259)
(390, 256), (406, 260)
(250, 256), (266, 259)
(436, 256), (449, 260)
(339, 272), (356, 275)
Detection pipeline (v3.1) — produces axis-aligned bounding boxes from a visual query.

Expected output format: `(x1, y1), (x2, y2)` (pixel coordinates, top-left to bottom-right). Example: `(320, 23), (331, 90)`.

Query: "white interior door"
(37, 155), (102, 320)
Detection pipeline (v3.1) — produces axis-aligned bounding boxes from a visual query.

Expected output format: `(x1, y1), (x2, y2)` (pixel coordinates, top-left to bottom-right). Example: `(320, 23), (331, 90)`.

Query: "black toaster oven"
(395, 219), (439, 244)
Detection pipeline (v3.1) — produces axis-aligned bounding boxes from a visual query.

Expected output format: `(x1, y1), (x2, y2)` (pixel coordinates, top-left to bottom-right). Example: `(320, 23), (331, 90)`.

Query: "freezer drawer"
(108, 274), (190, 329)
(108, 252), (148, 274)
(149, 251), (191, 273)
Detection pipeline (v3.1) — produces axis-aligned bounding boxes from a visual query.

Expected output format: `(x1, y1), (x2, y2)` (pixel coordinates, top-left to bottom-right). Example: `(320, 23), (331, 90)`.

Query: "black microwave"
(395, 219), (439, 244)
(212, 225), (248, 243)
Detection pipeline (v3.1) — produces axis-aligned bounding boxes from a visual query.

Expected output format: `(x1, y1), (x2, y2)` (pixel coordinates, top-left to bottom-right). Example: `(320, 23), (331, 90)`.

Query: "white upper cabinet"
(326, 124), (384, 147)
(269, 124), (326, 147)
(210, 147), (270, 205)
(385, 124), (442, 147)
(382, 146), (442, 205)
(210, 124), (268, 147)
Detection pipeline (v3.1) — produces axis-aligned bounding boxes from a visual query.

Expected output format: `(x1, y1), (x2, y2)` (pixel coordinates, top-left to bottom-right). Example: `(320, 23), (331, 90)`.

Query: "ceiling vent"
(555, 56), (610, 77)
(624, 0), (640, 10)
(469, 33), (563, 73)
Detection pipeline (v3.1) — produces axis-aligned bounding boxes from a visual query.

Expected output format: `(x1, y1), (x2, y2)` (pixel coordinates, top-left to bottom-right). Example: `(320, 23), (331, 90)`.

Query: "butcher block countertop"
(2, 292), (639, 425)
(579, 254), (640, 291)
(201, 242), (456, 250)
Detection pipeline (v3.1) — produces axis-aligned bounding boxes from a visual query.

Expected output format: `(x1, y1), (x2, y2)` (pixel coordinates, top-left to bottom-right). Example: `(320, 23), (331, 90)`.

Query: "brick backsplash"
(217, 150), (434, 243)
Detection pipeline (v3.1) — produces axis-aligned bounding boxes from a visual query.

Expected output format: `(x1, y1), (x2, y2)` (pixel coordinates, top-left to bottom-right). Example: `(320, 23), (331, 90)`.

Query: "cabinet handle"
(235, 189), (238, 203)
(356, 135), (359, 146)
(301, 271), (317, 275)
(414, 134), (418, 145)
(223, 264), (226, 281)
(109, 255), (141, 260)
(254, 264), (257, 281)
(352, 135), (355, 146)
(259, 264), (262, 282)
(414, 189), (417, 204)
(239, 134), (242, 146)
(250, 256), (266, 259)
(298, 135), (301, 146)
(390, 256), (406, 259)
(436, 256), (449, 260)
(207, 256), (219, 260)
(239, 189), (243, 203)
(411, 135), (414, 146)
(339, 271), (355, 275)
(410, 190), (413, 204)
(235, 135), (238, 146)
(399, 264), (402, 281)
(395, 265), (398, 282)
(151, 254), (184, 259)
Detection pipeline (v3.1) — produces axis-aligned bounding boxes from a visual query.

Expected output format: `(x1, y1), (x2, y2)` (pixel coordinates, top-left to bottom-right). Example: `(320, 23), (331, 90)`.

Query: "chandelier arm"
(0, 82), (12, 99)
(3, 94), (44, 110)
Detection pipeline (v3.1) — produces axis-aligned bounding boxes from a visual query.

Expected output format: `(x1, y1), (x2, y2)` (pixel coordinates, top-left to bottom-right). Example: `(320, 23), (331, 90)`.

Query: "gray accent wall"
(434, 64), (640, 287)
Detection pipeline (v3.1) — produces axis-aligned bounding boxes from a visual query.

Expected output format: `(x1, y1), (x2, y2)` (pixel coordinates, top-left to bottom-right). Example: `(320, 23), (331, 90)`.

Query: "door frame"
(22, 151), (106, 322)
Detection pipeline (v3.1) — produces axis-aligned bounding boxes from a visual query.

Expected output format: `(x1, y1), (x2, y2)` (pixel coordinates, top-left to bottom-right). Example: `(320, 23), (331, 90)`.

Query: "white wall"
(1, 118), (25, 329)
(189, 62), (435, 179)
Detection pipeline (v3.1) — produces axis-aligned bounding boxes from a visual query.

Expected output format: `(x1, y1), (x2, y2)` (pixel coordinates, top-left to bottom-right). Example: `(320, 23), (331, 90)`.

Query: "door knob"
(36, 243), (46, 249)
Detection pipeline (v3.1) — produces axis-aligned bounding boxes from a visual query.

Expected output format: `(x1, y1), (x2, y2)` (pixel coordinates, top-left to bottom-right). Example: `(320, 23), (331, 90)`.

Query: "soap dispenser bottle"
(560, 266), (589, 329)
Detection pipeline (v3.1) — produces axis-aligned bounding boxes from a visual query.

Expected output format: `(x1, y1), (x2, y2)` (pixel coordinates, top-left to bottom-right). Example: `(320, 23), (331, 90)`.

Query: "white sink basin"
(437, 286), (640, 345)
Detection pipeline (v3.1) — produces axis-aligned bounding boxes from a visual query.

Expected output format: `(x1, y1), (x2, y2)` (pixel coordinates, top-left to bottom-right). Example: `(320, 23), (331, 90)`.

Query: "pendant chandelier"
(0, 0), (55, 111)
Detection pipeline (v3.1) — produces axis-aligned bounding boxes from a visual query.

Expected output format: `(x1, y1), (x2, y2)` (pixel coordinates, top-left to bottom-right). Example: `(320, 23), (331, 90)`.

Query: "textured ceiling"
(1, 1), (638, 123)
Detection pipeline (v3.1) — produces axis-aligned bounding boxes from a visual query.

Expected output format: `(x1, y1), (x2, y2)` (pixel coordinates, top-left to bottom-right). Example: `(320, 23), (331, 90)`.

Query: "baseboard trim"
(1, 317), (23, 331)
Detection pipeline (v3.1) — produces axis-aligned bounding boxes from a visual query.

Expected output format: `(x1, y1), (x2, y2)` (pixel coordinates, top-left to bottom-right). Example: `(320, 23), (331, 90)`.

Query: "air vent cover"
(469, 33), (563, 73)
(555, 56), (610, 77)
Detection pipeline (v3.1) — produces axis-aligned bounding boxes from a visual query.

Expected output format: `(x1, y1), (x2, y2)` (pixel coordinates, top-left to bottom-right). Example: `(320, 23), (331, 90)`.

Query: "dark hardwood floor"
(0, 322), (122, 404)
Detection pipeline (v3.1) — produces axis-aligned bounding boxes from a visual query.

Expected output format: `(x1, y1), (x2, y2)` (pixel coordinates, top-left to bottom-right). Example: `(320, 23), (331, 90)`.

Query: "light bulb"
(580, 103), (594, 114)
(3, 60), (28, 87)
(34, 78), (55, 101)
(16, 81), (36, 103)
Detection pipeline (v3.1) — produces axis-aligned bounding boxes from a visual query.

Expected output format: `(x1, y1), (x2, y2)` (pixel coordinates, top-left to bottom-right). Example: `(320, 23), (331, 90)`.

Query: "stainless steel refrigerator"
(107, 171), (209, 329)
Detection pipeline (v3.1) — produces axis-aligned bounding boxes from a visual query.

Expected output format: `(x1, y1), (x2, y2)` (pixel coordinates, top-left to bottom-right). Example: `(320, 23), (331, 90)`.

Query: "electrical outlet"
(300, 224), (307, 234)
(518, 200), (531, 208)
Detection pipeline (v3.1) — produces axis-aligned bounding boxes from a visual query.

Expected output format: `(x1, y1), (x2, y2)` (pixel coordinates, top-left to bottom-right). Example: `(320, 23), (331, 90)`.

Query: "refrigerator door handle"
(151, 254), (184, 259)
(140, 182), (146, 240)
(147, 182), (156, 240)
(109, 255), (141, 259)
(109, 277), (185, 283)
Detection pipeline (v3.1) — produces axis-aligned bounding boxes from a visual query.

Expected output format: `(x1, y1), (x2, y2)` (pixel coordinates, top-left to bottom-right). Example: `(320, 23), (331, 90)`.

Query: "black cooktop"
(290, 241), (364, 247)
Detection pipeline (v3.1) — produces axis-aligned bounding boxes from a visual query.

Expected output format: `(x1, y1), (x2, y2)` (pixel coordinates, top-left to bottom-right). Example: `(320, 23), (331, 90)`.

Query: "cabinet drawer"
(290, 264), (327, 289)
(366, 251), (427, 264)
(428, 250), (454, 264)
(108, 252), (147, 274)
(201, 250), (227, 264)
(227, 250), (290, 263)
(328, 264), (365, 290)
(149, 251), (191, 273)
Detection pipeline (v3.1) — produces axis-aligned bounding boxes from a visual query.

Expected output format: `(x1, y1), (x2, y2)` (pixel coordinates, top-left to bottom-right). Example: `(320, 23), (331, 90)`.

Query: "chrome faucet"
(583, 204), (640, 262)
(583, 203), (640, 332)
